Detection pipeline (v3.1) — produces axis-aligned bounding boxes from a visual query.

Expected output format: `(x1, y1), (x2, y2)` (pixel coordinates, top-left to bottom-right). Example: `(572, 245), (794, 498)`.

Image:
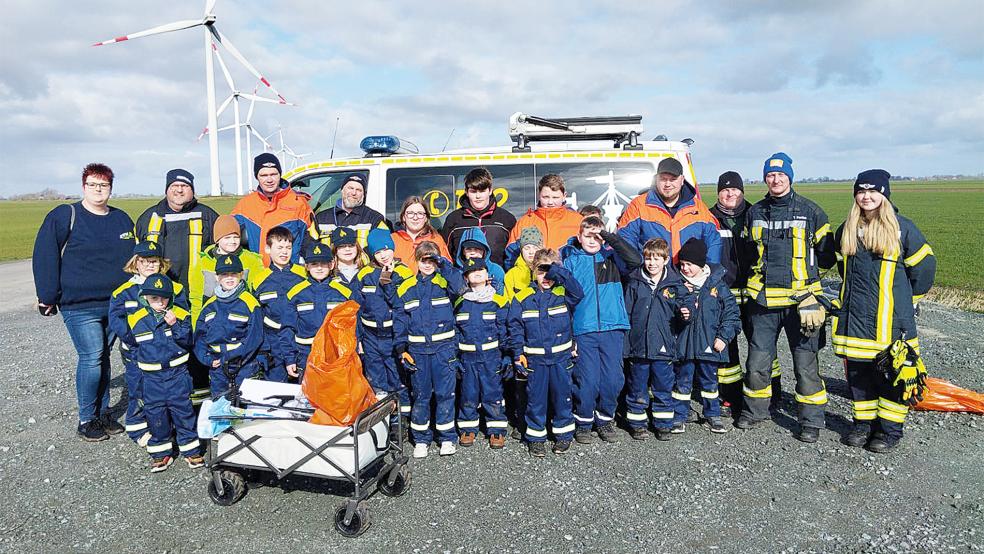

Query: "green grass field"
(2, 180), (981, 292)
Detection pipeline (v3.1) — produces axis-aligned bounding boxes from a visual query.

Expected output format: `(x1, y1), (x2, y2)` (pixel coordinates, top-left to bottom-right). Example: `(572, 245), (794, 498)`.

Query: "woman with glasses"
(392, 196), (451, 273)
(32, 163), (136, 442)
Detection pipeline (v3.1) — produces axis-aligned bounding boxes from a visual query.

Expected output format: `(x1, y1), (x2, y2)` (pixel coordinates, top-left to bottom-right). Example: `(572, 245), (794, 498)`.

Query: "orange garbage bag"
(301, 300), (376, 425)
(913, 377), (984, 414)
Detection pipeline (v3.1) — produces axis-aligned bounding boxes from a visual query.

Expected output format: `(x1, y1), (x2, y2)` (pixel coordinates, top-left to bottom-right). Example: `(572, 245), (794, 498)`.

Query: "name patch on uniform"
(120, 231), (134, 240)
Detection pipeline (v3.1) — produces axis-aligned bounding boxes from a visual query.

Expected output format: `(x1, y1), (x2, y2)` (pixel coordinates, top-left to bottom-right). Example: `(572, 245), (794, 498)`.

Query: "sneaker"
(686, 407), (699, 423)
(459, 432), (476, 447)
(99, 414), (125, 435)
(137, 432), (152, 449)
(843, 425), (871, 448)
(528, 441), (546, 458)
(150, 456), (174, 473)
(552, 440), (572, 454)
(510, 427), (523, 441)
(655, 428), (674, 441)
(708, 417), (728, 434)
(574, 428), (595, 444)
(489, 435), (506, 449)
(184, 454), (205, 469)
(77, 420), (109, 442)
(796, 426), (820, 443)
(597, 423), (619, 443)
(865, 433), (900, 454)
(439, 441), (457, 456)
(734, 416), (765, 430)
(629, 427), (649, 441)
(412, 443), (429, 459)
(671, 423), (686, 434)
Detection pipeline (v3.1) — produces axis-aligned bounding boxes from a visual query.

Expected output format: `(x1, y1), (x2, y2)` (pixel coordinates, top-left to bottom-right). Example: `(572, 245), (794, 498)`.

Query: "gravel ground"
(0, 299), (981, 553)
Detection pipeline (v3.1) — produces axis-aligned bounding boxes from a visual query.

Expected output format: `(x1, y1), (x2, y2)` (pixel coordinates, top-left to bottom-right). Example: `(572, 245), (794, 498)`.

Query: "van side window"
(533, 162), (655, 230)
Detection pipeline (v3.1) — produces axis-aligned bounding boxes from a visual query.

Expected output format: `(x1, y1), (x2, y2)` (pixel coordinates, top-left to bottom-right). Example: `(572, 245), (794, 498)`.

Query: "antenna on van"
(442, 127), (455, 152)
(329, 116), (340, 159)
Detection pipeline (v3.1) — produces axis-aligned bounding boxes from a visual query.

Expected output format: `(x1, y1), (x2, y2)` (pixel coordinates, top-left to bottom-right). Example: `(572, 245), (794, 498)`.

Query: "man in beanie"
(737, 152), (836, 443)
(231, 153), (315, 265)
(617, 157), (721, 264)
(442, 167), (516, 267)
(135, 168), (219, 292)
(709, 171), (782, 415)
(315, 173), (389, 249)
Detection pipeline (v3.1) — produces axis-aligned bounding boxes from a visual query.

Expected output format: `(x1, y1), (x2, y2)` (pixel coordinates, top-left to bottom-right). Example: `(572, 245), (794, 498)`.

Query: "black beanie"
(677, 237), (707, 268)
(854, 169), (891, 199)
(165, 168), (194, 191)
(253, 153), (282, 177)
(717, 171), (744, 192)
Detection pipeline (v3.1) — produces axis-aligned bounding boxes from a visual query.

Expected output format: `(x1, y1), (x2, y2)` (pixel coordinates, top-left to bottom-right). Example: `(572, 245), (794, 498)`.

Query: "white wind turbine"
(93, 0), (290, 196)
(267, 127), (313, 171)
(197, 86), (277, 193)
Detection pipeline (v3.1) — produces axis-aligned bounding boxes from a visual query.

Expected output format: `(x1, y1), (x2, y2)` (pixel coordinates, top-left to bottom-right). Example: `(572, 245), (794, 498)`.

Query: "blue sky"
(1, 0), (981, 197)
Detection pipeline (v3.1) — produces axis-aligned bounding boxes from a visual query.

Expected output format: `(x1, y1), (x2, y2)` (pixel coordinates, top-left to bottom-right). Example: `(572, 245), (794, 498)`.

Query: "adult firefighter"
(736, 153), (835, 443)
(832, 169), (935, 453)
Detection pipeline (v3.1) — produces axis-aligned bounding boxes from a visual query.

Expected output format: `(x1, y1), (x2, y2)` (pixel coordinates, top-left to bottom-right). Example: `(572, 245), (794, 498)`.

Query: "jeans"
(62, 306), (114, 423)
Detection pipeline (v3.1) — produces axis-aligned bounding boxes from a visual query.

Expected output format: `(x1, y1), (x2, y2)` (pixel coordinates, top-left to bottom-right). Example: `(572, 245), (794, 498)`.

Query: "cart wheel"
(334, 502), (371, 537)
(378, 464), (412, 497)
(207, 470), (246, 506)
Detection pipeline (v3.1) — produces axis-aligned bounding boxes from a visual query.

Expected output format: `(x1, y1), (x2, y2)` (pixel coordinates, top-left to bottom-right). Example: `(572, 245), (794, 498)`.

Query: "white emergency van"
(284, 113), (701, 231)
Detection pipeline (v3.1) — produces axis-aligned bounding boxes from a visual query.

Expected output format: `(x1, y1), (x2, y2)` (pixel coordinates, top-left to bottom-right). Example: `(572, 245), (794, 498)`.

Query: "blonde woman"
(832, 169), (936, 453)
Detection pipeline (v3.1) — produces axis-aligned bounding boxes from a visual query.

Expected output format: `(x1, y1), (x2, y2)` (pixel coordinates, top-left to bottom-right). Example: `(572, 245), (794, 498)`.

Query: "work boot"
(510, 427), (523, 441)
(597, 423), (619, 443)
(77, 420), (109, 442)
(655, 428), (674, 441)
(528, 442), (546, 458)
(796, 426), (820, 443)
(150, 456), (174, 473)
(552, 440), (572, 454)
(489, 435), (506, 449)
(865, 433), (900, 454)
(574, 428), (595, 444)
(629, 427), (649, 441)
(459, 432), (476, 447)
(99, 414), (125, 435)
(843, 425), (872, 448)
(707, 417), (728, 434)
(734, 416), (764, 430)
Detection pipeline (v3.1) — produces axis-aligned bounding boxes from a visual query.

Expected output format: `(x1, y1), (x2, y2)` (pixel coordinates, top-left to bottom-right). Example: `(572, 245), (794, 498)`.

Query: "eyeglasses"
(84, 182), (112, 190)
(404, 211), (428, 218)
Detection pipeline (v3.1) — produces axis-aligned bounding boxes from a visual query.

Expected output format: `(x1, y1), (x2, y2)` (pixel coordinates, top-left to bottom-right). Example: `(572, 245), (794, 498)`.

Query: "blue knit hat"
(133, 241), (162, 258)
(140, 274), (174, 299)
(165, 168), (194, 191)
(366, 228), (395, 255)
(763, 152), (794, 182)
(215, 254), (244, 274)
(304, 241), (334, 263)
(854, 169), (891, 199)
(330, 226), (357, 247)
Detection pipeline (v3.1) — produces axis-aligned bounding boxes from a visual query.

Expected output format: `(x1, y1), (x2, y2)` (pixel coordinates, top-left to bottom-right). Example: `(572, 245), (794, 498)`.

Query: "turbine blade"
(211, 42), (236, 91)
(239, 93), (291, 106)
(93, 19), (203, 46)
(216, 95), (234, 117)
(210, 27), (289, 103)
(204, 0), (217, 15)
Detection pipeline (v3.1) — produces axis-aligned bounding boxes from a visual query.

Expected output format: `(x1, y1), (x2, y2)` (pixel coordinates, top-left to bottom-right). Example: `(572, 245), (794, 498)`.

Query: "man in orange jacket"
(505, 174), (582, 266)
(232, 153), (315, 265)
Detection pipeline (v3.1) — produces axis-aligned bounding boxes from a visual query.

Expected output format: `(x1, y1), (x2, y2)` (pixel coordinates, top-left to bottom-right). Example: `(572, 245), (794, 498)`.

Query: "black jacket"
(135, 198), (219, 288)
(441, 195), (516, 267)
(623, 267), (689, 361)
(710, 201), (753, 292)
(314, 202), (390, 246)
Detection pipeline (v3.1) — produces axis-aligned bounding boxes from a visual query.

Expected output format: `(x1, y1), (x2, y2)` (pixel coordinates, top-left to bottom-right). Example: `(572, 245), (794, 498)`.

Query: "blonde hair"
(531, 248), (560, 268)
(123, 255), (171, 275)
(840, 199), (900, 257)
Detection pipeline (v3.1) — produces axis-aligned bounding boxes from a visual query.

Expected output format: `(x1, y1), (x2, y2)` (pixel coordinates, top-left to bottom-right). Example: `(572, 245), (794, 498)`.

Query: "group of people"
(33, 150), (936, 470)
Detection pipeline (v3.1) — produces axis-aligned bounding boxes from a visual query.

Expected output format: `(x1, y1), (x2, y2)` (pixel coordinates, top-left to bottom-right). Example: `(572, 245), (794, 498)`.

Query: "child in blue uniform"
(454, 257), (510, 449)
(393, 241), (466, 459)
(454, 227), (506, 294)
(253, 226), (307, 382)
(330, 226), (366, 289)
(676, 238), (741, 434)
(124, 275), (202, 472)
(623, 238), (689, 440)
(283, 241), (363, 379)
(358, 229), (415, 419)
(194, 255), (264, 400)
(506, 248), (584, 458)
(109, 241), (189, 446)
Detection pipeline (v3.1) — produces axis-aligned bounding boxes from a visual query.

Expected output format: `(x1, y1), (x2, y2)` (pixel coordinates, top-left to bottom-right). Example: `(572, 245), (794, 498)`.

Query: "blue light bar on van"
(360, 135), (419, 156)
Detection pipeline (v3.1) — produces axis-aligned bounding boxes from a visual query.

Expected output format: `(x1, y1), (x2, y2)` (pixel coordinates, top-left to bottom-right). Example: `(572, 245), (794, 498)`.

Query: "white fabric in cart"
(215, 379), (388, 477)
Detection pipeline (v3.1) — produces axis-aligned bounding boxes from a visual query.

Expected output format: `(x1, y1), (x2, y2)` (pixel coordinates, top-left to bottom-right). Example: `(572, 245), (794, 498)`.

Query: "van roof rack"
(508, 112), (644, 152)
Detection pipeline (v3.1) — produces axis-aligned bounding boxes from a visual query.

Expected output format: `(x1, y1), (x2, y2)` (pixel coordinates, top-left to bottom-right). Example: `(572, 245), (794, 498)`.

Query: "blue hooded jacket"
(676, 265), (741, 363)
(559, 231), (641, 336)
(454, 227), (506, 294)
